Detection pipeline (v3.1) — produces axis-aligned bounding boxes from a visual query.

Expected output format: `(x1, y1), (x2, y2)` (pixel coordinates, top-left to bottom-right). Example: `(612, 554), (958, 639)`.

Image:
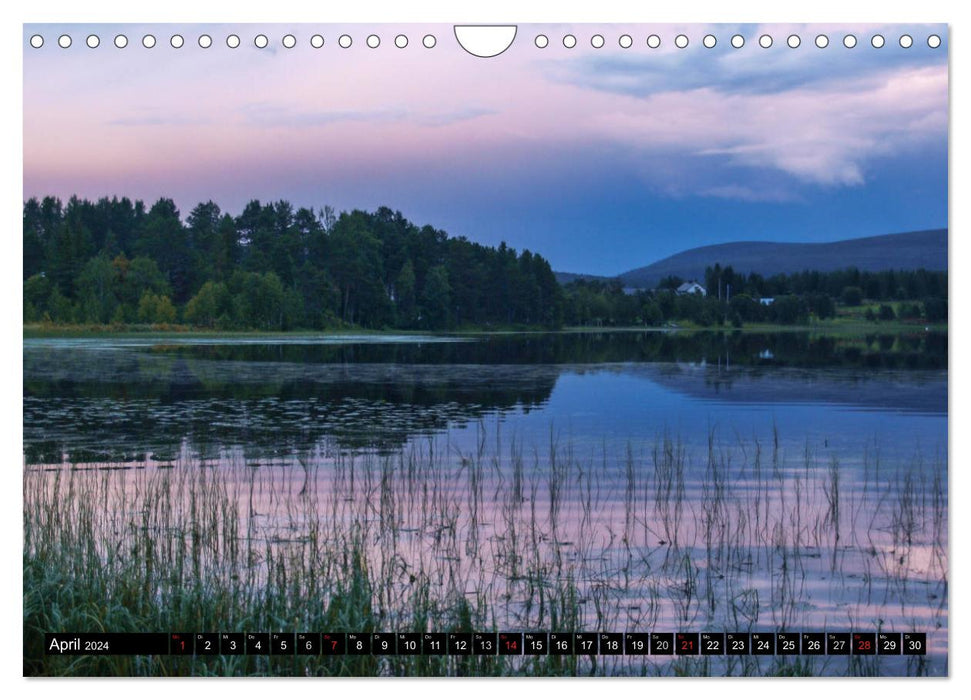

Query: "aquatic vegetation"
(23, 429), (947, 676)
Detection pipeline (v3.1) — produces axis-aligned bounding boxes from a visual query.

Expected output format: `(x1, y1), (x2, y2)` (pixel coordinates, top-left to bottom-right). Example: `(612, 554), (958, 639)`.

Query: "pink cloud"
(590, 64), (947, 187)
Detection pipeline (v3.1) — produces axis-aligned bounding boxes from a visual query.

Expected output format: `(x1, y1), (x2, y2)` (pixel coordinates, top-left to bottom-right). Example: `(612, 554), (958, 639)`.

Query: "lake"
(23, 329), (948, 676)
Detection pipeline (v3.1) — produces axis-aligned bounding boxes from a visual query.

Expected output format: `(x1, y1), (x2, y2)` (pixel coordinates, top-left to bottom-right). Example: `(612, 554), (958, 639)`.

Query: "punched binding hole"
(454, 25), (516, 57)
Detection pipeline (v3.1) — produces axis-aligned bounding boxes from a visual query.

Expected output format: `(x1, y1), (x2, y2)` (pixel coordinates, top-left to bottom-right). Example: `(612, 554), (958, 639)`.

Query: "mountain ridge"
(554, 229), (947, 288)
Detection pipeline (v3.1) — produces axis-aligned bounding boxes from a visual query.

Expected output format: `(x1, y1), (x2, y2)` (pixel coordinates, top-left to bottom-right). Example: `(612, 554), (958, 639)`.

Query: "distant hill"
(553, 271), (616, 285)
(612, 229), (947, 289)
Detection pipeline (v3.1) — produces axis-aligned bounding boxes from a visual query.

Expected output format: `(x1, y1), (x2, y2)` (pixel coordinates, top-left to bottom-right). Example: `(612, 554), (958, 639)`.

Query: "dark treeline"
(23, 196), (563, 330)
(564, 262), (948, 328)
(23, 196), (947, 331)
(693, 263), (947, 302)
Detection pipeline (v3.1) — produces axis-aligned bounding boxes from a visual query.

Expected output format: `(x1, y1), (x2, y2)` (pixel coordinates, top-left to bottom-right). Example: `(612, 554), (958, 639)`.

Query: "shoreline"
(22, 322), (948, 340)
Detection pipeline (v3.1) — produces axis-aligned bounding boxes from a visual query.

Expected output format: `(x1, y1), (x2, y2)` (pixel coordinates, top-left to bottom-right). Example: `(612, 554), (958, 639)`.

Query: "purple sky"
(23, 23), (948, 275)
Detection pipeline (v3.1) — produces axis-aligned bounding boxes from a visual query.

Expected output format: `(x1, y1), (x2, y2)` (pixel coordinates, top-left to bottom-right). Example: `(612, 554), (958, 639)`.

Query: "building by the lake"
(676, 281), (707, 296)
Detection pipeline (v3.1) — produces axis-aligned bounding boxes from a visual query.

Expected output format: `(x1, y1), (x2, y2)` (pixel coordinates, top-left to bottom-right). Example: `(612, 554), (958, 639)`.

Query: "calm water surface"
(24, 330), (946, 464)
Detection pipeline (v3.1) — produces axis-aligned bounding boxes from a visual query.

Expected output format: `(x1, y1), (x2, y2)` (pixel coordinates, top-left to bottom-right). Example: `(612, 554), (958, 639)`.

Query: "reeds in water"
(23, 428), (947, 677)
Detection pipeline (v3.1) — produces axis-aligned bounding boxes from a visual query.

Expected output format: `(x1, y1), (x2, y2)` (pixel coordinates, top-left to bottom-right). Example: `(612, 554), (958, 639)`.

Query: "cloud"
(546, 23), (947, 99)
(238, 103), (496, 128)
(239, 104), (407, 127)
(108, 115), (211, 127)
(699, 184), (802, 203)
(532, 29), (947, 198)
(588, 64), (947, 188)
(414, 107), (497, 127)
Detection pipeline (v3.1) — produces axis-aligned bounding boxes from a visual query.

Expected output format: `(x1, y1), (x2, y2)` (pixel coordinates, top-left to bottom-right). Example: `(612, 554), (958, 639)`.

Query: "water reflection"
(85, 329), (947, 369)
(23, 330), (947, 464)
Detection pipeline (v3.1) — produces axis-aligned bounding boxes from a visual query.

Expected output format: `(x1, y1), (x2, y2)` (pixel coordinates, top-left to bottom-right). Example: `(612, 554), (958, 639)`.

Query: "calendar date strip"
(45, 631), (927, 656)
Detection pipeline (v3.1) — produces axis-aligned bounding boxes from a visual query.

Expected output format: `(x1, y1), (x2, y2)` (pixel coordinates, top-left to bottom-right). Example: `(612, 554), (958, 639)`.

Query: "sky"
(22, 22), (948, 276)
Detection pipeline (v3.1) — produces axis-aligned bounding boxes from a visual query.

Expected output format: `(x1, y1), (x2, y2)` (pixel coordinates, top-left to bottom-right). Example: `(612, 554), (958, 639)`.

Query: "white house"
(676, 281), (707, 296)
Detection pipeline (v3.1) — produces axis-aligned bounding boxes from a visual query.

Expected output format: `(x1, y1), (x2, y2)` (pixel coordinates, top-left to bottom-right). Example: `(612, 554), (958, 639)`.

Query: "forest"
(562, 264), (947, 328)
(23, 196), (947, 331)
(23, 196), (563, 330)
